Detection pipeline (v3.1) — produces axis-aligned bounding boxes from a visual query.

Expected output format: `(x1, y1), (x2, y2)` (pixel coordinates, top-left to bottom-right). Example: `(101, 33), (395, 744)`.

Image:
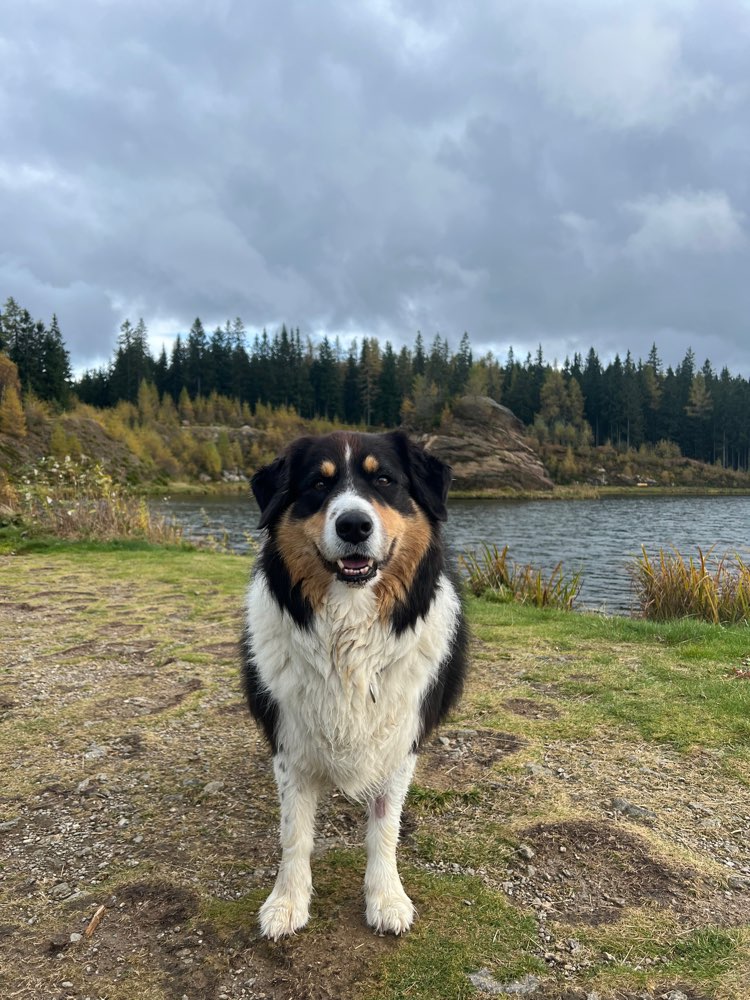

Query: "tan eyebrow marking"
(320, 460), (336, 477)
(363, 455), (379, 474)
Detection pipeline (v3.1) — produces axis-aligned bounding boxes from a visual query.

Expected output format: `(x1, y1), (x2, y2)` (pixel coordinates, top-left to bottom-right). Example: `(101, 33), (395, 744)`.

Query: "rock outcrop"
(418, 395), (553, 492)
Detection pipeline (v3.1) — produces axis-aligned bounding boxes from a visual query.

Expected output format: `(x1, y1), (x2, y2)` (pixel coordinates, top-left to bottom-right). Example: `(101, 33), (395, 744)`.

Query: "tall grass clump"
(12, 456), (184, 544)
(632, 546), (750, 625)
(460, 543), (582, 610)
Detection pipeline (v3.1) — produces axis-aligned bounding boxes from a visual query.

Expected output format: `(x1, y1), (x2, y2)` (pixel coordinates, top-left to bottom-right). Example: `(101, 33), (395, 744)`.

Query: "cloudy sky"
(2, 0), (750, 374)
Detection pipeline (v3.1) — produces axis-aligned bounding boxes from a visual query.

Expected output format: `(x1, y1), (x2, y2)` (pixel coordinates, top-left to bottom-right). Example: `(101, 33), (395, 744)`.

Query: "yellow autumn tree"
(0, 384), (27, 437)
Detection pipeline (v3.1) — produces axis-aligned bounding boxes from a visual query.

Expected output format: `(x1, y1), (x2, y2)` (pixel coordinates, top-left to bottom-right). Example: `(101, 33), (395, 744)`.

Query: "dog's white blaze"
(246, 570), (461, 801)
(319, 488), (388, 563)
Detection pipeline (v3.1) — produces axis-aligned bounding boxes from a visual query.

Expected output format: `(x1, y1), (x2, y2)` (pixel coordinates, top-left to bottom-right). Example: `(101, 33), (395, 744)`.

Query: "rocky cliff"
(417, 395), (553, 492)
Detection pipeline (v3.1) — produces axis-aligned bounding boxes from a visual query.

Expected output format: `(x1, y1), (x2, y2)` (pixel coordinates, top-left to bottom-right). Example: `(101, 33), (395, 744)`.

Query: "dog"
(242, 430), (468, 940)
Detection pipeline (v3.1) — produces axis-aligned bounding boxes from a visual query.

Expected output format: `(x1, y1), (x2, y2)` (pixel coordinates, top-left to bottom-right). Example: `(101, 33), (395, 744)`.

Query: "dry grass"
(460, 542), (582, 610)
(10, 456), (184, 544)
(632, 546), (750, 625)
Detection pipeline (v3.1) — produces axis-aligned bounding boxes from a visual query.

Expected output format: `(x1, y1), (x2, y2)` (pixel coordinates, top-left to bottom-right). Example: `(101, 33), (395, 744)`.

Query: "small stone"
(467, 968), (541, 995)
(77, 778), (91, 793)
(202, 780), (225, 796)
(611, 797), (656, 821)
(517, 844), (535, 861)
(438, 736), (451, 747)
(662, 992), (689, 1000)
(50, 882), (73, 900)
(727, 876), (748, 891)
(0, 818), (20, 831)
(524, 763), (552, 778)
(70, 932), (83, 943)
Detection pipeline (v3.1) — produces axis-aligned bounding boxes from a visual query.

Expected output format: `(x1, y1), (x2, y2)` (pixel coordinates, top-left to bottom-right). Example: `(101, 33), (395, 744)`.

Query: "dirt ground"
(0, 551), (748, 1000)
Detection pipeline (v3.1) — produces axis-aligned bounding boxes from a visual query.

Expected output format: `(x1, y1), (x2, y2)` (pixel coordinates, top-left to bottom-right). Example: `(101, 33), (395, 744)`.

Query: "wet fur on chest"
(245, 568), (462, 798)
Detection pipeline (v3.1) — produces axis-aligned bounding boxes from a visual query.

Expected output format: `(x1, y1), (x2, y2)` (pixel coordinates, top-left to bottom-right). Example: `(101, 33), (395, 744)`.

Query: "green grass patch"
(408, 784), (482, 813)
(468, 598), (750, 750)
(577, 915), (743, 995)
(367, 868), (542, 1000)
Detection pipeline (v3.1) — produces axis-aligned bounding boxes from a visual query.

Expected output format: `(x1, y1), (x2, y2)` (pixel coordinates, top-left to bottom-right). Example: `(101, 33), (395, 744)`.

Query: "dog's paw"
(366, 887), (415, 935)
(259, 890), (310, 940)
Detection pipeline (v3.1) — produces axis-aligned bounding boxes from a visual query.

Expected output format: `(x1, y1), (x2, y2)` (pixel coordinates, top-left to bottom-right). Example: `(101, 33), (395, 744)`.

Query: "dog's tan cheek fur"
(373, 502), (432, 622)
(276, 511), (331, 612)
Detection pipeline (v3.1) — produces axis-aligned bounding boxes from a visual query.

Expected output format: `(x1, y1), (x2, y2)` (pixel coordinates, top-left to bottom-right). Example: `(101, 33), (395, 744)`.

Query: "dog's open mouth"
(336, 556), (377, 584)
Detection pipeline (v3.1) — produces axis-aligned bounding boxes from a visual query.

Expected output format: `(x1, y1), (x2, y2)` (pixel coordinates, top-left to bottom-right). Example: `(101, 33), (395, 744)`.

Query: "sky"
(2, 0), (750, 375)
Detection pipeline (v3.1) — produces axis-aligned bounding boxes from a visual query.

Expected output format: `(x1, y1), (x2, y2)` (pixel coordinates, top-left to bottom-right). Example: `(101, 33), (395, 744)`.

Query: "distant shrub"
(49, 421), (82, 460)
(632, 546), (750, 625)
(461, 543), (582, 610)
(654, 439), (682, 460)
(12, 457), (184, 543)
(197, 440), (222, 478)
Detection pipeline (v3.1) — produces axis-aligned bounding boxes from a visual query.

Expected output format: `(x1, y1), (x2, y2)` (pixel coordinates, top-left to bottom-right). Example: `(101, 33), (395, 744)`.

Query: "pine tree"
(375, 341), (400, 427)
(413, 332), (426, 377)
(359, 338), (381, 427)
(185, 318), (207, 398)
(311, 336), (341, 419)
(168, 335), (187, 401)
(582, 348), (603, 444)
(451, 332), (473, 395)
(39, 314), (72, 402)
(342, 342), (360, 424)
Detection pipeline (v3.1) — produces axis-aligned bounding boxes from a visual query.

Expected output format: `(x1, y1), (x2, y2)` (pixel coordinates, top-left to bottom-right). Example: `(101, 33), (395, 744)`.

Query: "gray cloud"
(2, 0), (750, 374)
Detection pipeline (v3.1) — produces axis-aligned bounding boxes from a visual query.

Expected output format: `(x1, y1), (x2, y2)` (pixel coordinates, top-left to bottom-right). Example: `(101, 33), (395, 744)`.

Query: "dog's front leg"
(259, 755), (319, 940)
(365, 753), (417, 935)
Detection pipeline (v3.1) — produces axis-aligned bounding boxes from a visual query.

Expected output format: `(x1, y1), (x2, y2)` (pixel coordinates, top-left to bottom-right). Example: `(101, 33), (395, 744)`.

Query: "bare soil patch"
(504, 697), (561, 720)
(418, 727), (526, 791)
(515, 819), (694, 925)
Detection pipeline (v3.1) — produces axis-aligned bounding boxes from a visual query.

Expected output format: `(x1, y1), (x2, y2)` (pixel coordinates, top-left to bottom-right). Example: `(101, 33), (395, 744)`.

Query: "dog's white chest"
(246, 573), (459, 798)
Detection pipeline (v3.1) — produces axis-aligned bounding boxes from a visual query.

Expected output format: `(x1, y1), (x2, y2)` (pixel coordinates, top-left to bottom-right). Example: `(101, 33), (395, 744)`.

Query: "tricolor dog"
(242, 431), (468, 939)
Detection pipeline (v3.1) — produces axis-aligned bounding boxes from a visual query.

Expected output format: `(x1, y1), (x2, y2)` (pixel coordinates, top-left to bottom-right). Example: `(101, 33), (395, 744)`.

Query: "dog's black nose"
(335, 511), (373, 544)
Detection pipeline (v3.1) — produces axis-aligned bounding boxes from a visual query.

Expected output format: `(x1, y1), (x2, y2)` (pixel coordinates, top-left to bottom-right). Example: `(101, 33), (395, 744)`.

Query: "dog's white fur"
(245, 563), (462, 939)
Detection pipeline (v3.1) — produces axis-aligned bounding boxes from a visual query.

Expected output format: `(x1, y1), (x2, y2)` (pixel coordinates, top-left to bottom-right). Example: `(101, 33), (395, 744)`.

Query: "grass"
(633, 545), (750, 625)
(2, 540), (750, 998)
(5, 456), (185, 545)
(467, 598), (750, 752)
(461, 542), (583, 609)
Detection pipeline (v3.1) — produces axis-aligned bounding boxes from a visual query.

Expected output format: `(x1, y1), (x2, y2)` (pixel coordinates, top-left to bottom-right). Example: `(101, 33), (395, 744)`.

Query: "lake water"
(151, 494), (750, 614)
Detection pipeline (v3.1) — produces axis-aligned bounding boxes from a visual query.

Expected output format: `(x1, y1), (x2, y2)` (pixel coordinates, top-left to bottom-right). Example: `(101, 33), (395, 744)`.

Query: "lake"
(150, 493), (750, 614)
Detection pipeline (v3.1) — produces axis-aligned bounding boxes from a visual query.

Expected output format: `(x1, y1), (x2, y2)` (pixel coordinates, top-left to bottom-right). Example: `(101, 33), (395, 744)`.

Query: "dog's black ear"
(251, 456), (289, 529)
(387, 431), (452, 522)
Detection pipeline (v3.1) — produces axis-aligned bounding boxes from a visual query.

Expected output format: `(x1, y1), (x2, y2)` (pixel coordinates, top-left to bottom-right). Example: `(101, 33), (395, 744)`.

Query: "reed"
(460, 542), (582, 610)
(632, 546), (750, 625)
(13, 457), (184, 544)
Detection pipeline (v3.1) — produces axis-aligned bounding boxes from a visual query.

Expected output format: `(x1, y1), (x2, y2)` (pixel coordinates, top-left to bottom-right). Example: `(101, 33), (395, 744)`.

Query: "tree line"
(2, 296), (750, 470)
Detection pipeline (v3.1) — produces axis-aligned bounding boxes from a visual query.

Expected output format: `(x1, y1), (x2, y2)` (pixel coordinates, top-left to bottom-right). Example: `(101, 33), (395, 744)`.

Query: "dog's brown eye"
(313, 479), (328, 491)
(376, 474), (392, 486)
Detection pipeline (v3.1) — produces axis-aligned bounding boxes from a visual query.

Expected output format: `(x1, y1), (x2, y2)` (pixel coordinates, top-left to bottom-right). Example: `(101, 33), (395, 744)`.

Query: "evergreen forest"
(1, 295), (750, 473)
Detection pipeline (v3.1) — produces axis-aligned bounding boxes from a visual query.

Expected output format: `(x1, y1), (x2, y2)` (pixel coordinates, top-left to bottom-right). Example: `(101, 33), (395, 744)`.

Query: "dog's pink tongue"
(341, 557), (370, 570)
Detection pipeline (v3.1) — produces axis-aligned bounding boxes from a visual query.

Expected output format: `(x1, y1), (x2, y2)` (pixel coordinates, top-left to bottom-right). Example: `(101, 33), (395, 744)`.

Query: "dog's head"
(251, 431), (451, 592)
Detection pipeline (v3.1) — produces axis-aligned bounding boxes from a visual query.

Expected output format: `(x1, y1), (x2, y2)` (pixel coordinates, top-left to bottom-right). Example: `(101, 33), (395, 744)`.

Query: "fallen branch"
(84, 905), (106, 939)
